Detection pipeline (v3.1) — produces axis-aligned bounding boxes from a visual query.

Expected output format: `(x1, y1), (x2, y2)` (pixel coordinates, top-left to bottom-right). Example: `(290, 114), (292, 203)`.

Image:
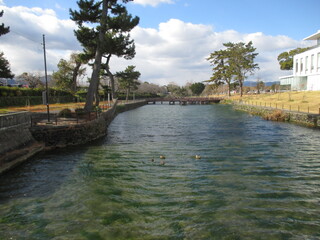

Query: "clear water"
(1, 104), (320, 239)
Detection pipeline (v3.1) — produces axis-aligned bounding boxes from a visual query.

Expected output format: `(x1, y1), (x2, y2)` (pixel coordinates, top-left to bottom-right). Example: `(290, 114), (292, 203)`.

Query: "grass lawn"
(213, 91), (320, 114)
(0, 101), (113, 115)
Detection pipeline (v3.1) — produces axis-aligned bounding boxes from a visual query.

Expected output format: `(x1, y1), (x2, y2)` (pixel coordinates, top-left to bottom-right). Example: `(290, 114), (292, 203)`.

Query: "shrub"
(58, 108), (73, 118)
(94, 106), (102, 113)
(264, 110), (286, 121)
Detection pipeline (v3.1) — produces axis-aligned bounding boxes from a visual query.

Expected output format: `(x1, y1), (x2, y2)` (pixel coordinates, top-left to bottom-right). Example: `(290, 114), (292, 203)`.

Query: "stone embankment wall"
(0, 112), (44, 174)
(30, 100), (147, 149)
(0, 101), (147, 174)
(233, 103), (320, 128)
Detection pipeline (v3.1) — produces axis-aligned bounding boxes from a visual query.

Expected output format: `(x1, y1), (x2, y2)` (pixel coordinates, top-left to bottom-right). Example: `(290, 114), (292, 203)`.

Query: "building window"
(296, 59), (298, 73)
(311, 54), (314, 71)
(305, 56), (308, 72)
(300, 58), (303, 72)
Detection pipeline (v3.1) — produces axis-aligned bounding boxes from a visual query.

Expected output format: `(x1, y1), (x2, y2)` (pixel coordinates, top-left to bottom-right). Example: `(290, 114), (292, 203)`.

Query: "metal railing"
(238, 100), (320, 115)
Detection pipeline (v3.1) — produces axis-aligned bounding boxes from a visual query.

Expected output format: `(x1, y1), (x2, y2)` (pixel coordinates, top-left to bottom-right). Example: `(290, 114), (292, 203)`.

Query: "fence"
(30, 103), (114, 126)
(239, 100), (320, 115)
(0, 111), (30, 129)
(31, 111), (101, 126)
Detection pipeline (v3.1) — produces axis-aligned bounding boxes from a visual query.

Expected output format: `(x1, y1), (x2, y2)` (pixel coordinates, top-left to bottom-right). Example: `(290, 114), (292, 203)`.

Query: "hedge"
(0, 96), (75, 107)
(0, 86), (75, 107)
(0, 86), (73, 98)
(117, 92), (160, 100)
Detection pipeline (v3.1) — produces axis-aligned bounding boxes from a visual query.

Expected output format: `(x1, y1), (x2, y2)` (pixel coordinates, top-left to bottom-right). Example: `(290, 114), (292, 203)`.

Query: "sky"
(0, 0), (319, 86)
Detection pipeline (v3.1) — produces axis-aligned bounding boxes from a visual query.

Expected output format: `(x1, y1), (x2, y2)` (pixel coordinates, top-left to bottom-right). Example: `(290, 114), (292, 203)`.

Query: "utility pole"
(42, 34), (50, 122)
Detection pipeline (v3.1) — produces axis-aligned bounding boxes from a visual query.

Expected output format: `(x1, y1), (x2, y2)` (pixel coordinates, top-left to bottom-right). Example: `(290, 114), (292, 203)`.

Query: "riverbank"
(232, 102), (320, 129)
(216, 91), (320, 114)
(0, 112), (44, 174)
(0, 100), (147, 174)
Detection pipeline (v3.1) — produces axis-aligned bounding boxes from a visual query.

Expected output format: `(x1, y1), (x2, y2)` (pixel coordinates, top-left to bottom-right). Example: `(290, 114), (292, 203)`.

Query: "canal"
(0, 104), (320, 239)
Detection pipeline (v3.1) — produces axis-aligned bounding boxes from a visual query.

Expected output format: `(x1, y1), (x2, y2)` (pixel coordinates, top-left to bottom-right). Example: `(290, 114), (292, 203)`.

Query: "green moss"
(81, 231), (104, 240)
(102, 211), (133, 226)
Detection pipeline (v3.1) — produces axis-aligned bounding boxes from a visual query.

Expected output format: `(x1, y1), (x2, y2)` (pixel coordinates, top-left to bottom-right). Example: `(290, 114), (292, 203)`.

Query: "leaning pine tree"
(70, 0), (134, 112)
(101, 10), (139, 100)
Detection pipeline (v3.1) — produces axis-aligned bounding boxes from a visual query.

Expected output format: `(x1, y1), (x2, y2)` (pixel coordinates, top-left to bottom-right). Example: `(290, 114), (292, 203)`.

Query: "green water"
(1, 104), (320, 239)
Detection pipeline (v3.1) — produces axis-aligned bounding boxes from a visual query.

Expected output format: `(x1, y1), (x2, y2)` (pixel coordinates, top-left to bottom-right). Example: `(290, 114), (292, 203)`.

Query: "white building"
(280, 30), (320, 91)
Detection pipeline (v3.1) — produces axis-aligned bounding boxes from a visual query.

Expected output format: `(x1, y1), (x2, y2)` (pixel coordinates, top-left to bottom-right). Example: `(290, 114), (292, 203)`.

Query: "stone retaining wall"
(233, 103), (320, 128)
(0, 112), (44, 174)
(0, 101), (147, 174)
(30, 100), (147, 149)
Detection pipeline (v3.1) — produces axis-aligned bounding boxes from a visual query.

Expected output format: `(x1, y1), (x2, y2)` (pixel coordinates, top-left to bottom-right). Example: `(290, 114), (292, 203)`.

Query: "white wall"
(307, 75), (320, 91)
(293, 46), (320, 77)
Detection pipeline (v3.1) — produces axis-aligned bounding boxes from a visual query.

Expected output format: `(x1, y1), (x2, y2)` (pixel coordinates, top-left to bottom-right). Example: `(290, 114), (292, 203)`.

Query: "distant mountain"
(0, 75), (52, 86)
(244, 81), (280, 87)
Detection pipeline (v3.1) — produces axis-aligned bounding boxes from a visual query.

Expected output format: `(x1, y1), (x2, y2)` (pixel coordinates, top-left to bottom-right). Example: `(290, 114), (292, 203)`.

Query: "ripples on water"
(0, 104), (320, 239)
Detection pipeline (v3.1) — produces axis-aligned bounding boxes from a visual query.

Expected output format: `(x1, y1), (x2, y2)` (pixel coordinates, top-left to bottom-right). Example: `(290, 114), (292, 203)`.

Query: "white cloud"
(55, 3), (65, 10)
(111, 19), (307, 86)
(132, 0), (174, 7)
(0, 5), (81, 75)
(0, 4), (311, 87)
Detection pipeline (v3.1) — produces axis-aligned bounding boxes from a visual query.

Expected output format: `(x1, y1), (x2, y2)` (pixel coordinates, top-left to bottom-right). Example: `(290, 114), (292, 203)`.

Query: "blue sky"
(4, 0), (319, 40)
(1, 0), (319, 85)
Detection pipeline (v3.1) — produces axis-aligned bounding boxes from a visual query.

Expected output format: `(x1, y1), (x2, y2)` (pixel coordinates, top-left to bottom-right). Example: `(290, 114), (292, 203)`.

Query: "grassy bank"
(215, 91), (320, 114)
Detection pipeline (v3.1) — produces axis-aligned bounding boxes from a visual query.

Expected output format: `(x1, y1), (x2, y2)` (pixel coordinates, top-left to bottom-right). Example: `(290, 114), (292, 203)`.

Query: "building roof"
(304, 30), (320, 41)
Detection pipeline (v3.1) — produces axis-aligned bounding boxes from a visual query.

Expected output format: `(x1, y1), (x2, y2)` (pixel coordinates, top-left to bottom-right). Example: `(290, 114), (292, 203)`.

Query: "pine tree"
(207, 49), (233, 96)
(0, 10), (10, 36)
(208, 41), (259, 97)
(70, 0), (136, 111)
(223, 41), (259, 97)
(101, 9), (139, 99)
(0, 10), (14, 79)
(116, 65), (140, 101)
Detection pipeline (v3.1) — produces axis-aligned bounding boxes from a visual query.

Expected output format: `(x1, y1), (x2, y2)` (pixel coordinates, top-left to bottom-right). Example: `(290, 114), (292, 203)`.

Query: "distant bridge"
(145, 97), (223, 105)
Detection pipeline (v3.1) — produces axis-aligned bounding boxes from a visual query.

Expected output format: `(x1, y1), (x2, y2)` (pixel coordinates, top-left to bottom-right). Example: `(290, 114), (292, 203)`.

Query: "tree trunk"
(84, 0), (108, 112)
(126, 88), (130, 102)
(227, 82), (231, 97)
(95, 78), (100, 107)
(72, 62), (81, 93)
(105, 54), (116, 100)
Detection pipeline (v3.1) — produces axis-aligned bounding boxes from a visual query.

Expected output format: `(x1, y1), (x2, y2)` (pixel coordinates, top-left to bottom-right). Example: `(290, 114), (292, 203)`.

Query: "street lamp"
(42, 34), (50, 122)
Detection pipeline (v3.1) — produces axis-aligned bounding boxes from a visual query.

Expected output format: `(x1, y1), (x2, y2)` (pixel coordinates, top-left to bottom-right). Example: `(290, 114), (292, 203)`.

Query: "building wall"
(307, 75), (320, 90)
(286, 45), (320, 90)
(293, 46), (320, 77)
